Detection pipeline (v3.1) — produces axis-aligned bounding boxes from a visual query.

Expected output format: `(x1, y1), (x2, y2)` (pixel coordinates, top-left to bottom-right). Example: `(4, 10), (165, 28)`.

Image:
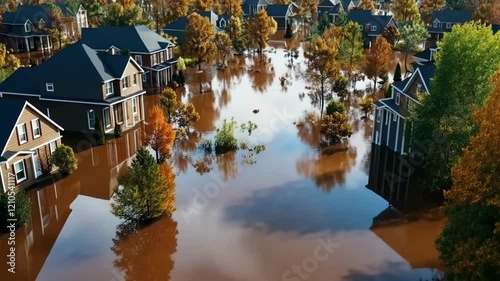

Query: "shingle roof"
(0, 100), (26, 155)
(413, 49), (432, 61)
(318, 0), (336, 7)
(492, 24), (500, 34)
(0, 67), (39, 94)
(432, 10), (473, 23)
(347, 10), (394, 35)
(417, 62), (436, 93)
(266, 4), (290, 17)
(341, 0), (352, 11)
(80, 25), (174, 53)
(2, 3), (76, 24)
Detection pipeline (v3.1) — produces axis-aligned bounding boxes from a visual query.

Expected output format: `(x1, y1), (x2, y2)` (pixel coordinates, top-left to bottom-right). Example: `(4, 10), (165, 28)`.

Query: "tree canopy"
(398, 21), (427, 73)
(357, 0), (375, 11)
(363, 37), (392, 93)
(245, 9), (277, 52)
(183, 13), (217, 70)
(104, 3), (150, 26)
(391, 0), (420, 22)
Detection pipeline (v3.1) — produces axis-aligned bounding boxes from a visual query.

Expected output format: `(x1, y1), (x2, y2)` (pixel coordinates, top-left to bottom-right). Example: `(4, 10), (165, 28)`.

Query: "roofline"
(0, 102), (27, 156)
(402, 67), (430, 94)
(25, 101), (65, 131)
(0, 150), (36, 165)
(90, 48), (171, 55)
(377, 100), (406, 119)
(121, 57), (145, 79)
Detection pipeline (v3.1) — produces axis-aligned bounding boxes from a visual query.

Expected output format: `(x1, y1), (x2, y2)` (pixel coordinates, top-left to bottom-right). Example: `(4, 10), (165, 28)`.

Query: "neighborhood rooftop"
(2, 3), (76, 24)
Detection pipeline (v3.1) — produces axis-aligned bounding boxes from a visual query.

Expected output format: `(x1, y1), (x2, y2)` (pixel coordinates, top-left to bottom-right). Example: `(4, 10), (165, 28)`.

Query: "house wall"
(39, 101), (105, 133)
(373, 108), (383, 145)
(274, 17), (287, 29)
(1, 154), (35, 193)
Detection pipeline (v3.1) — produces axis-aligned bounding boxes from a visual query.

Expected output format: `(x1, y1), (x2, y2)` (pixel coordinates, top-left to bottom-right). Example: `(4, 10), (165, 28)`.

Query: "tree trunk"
(155, 149), (159, 164)
(373, 77), (377, 94)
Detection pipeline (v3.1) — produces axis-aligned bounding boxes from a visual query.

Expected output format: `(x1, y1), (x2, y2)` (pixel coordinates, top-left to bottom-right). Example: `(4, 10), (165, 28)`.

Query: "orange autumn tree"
(364, 37), (392, 94)
(436, 70), (500, 281)
(143, 105), (176, 163)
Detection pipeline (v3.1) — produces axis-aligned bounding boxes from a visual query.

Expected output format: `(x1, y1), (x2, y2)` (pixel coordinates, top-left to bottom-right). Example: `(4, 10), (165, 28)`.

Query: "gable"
(121, 59), (143, 79)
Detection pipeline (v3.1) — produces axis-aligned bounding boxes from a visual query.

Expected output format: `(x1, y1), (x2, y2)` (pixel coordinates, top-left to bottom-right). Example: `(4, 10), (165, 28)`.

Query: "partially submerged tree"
(320, 112), (352, 144)
(359, 97), (375, 118)
(184, 13), (217, 70)
(52, 144), (78, 175)
(226, 16), (247, 53)
(398, 21), (427, 73)
(364, 37), (392, 94)
(338, 21), (364, 83)
(143, 105), (176, 163)
(160, 87), (180, 123)
(245, 9), (277, 52)
(214, 32), (233, 67)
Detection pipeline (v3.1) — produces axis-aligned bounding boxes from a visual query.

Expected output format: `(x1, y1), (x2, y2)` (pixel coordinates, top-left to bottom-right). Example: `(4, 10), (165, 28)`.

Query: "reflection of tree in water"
(215, 56), (245, 89)
(296, 144), (357, 192)
(193, 154), (213, 175)
(296, 112), (321, 148)
(188, 91), (220, 133)
(185, 67), (215, 95)
(247, 54), (276, 93)
(112, 216), (178, 281)
(172, 131), (202, 174)
(191, 150), (238, 182)
(218, 88), (231, 109)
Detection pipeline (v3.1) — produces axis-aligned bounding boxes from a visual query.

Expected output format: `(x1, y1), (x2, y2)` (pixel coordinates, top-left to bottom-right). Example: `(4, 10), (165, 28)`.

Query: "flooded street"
(1, 39), (444, 281)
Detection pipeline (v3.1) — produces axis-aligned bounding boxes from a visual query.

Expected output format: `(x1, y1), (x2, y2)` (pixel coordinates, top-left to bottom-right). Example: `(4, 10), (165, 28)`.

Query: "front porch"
(1, 35), (53, 54)
(103, 94), (146, 134)
(144, 59), (178, 88)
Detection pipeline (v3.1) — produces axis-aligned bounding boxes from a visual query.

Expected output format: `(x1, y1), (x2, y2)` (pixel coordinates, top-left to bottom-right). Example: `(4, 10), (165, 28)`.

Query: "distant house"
(265, 4), (294, 29)
(163, 11), (225, 45)
(242, 0), (269, 18)
(318, 0), (344, 23)
(347, 10), (397, 48)
(341, 0), (358, 12)
(79, 25), (176, 88)
(427, 10), (473, 40)
(0, 43), (146, 134)
(372, 48), (437, 155)
(0, 100), (64, 193)
(0, 3), (88, 53)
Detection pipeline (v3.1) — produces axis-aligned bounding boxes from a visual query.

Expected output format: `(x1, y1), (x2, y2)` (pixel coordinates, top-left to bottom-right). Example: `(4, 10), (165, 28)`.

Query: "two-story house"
(79, 25), (176, 88)
(372, 48), (437, 155)
(347, 10), (397, 48)
(0, 100), (64, 193)
(0, 3), (88, 53)
(427, 10), (473, 40)
(163, 11), (226, 45)
(318, 0), (344, 23)
(266, 4), (295, 29)
(0, 43), (146, 134)
(341, 0), (359, 12)
(242, 0), (269, 18)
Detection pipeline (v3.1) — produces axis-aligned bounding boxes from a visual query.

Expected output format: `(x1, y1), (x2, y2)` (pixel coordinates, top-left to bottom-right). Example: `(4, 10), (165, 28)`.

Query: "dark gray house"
(347, 10), (397, 48)
(79, 25), (176, 88)
(0, 43), (146, 134)
(427, 10), (473, 40)
(242, 0), (269, 18)
(163, 11), (225, 45)
(265, 4), (294, 29)
(318, 0), (344, 23)
(372, 48), (437, 155)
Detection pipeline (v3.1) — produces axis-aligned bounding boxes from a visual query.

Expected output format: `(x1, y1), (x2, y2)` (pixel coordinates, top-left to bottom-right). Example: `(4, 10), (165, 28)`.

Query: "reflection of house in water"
(67, 126), (143, 200)
(0, 177), (80, 281)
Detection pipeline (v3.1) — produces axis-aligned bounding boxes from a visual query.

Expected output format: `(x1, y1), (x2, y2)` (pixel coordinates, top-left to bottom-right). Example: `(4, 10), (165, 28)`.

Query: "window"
(446, 23), (451, 29)
(395, 93), (401, 105)
(135, 55), (142, 65)
(133, 74), (137, 85)
(152, 54), (158, 65)
(50, 141), (57, 153)
(376, 110), (381, 123)
(31, 119), (41, 138)
(359, 25), (363, 30)
(46, 83), (54, 92)
(408, 99), (414, 110)
(25, 22), (32, 32)
(385, 111), (389, 125)
(160, 52), (164, 63)
(87, 110), (95, 129)
(17, 124), (27, 144)
(115, 103), (124, 123)
(393, 114), (397, 122)
(433, 22), (438, 28)
(132, 98), (137, 115)
(14, 160), (27, 183)
(122, 77), (129, 89)
(142, 73), (147, 82)
(105, 81), (114, 96)
(371, 25), (377, 32)
(103, 108), (111, 128)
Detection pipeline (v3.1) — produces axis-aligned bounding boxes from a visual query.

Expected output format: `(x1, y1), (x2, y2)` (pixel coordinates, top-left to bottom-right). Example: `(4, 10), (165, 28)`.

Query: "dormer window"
(359, 25), (363, 30)
(106, 81), (114, 96)
(446, 23), (451, 29)
(396, 93), (401, 105)
(371, 25), (377, 32)
(46, 83), (54, 92)
(433, 20), (439, 28)
(25, 22), (32, 32)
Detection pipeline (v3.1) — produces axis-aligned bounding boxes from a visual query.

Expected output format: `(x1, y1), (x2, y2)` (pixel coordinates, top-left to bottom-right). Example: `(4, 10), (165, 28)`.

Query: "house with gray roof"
(0, 99), (64, 193)
(0, 43), (146, 135)
(372, 49), (437, 155)
(427, 10), (473, 40)
(242, 0), (269, 18)
(318, 0), (344, 23)
(163, 11), (226, 45)
(347, 9), (397, 48)
(0, 3), (88, 53)
(79, 25), (176, 88)
(266, 4), (295, 29)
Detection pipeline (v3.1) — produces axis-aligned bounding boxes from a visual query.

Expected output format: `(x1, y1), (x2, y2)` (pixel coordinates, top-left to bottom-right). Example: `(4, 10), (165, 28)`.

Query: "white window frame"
(31, 119), (41, 139)
(103, 108), (111, 128)
(152, 54), (158, 65)
(25, 22), (32, 32)
(13, 160), (27, 183)
(132, 98), (138, 115)
(133, 73), (137, 85)
(17, 124), (27, 144)
(87, 109), (95, 130)
(135, 55), (142, 65)
(446, 23), (451, 29)
(160, 52), (164, 63)
(376, 110), (381, 123)
(385, 111), (389, 125)
(371, 25), (376, 32)
(433, 22), (438, 28)
(46, 83), (54, 92)
(121, 77), (129, 89)
(393, 114), (397, 122)
(50, 141), (57, 154)
(105, 81), (114, 96)
(395, 93), (401, 105)
(359, 25), (363, 30)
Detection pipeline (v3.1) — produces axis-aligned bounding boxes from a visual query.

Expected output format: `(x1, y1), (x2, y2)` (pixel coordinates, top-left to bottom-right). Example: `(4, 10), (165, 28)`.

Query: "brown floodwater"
(0, 40), (443, 281)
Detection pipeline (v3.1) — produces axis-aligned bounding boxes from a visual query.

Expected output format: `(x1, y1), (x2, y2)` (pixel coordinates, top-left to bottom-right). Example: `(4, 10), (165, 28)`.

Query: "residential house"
(163, 11), (226, 45)
(0, 100), (64, 193)
(79, 25), (176, 88)
(372, 48), (437, 155)
(0, 3), (88, 53)
(265, 4), (295, 29)
(341, 0), (358, 12)
(347, 9), (397, 47)
(318, 0), (344, 23)
(0, 43), (146, 134)
(242, 0), (269, 18)
(427, 10), (473, 40)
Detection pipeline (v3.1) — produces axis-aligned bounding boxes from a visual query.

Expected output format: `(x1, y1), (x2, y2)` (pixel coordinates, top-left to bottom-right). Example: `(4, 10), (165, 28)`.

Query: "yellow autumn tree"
(357, 0), (375, 11)
(184, 13), (217, 70)
(245, 9), (277, 52)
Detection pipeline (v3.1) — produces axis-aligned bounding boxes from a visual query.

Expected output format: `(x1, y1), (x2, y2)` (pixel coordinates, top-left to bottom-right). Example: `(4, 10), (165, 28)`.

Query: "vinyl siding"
(1, 154), (35, 193)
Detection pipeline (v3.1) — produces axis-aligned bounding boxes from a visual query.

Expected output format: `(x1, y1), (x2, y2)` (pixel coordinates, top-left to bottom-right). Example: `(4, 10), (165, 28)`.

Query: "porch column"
(110, 105), (115, 129)
(25, 38), (31, 58)
(140, 94), (145, 121)
(123, 101), (128, 128)
(156, 71), (160, 87)
(132, 98), (136, 126)
(394, 116), (401, 152)
(40, 37), (44, 56)
(31, 153), (38, 179)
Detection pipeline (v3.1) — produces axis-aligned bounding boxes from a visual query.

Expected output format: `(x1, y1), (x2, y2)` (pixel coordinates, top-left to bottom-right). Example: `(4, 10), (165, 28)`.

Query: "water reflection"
(112, 217), (178, 281)
(189, 90), (220, 133)
(247, 54), (276, 93)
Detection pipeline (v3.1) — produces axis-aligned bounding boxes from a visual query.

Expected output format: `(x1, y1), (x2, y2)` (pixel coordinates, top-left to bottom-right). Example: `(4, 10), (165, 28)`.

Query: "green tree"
(104, 3), (150, 26)
(435, 70), (500, 281)
(338, 21), (364, 83)
(226, 16), (247, 53)
(245, 9), (277, 52)
(317, 12), (331, 35)
(334, 11), (348, 27)
(445, 0), (467, 9)
(320, 112), (352, 144)
(398, 21), (427, 73)
(411, 23), (500, 191)
(184, 13), (217, 71)
(176, 103), (200, 132)
(0, 43), (6, 68)
(111, 149), (176, 223)
(326, 100), (346, 115)
(393, 63), (402, 82)
(160, 87), (180, 123)
(391, 0), (420, 22)
(0, 191), (31, 229)
(81, 0), (106, 27)
(215, 118), (238, 153)
(52, 144), (78, 175)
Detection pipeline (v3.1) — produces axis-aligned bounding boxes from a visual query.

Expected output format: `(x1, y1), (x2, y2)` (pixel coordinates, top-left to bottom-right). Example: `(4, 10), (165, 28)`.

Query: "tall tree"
(104, 3), (150, 26)
(299, 0), (319, 21)
(192, 0), (213, 12)
(420, 0), (445, 24)
(398, 21), (427, 74)
(245, 9), (277, 52)
(143, 105), (176, 163)
(226, 16), (247, 53)
(445, 0), (467, 9)
(474, 1), (500, 24)
(357, 0), (375, 11)
(435, 70), (500, 281)
(305, 27), (340, 118)
(363, 37), (392, 94)
(338, 21), (365, 83)
(218, 0), (243, 16)
(160, 87), (180, 123)
(214, 32), (233, 67)
(382, 24), (400, 46)
(81, 0), (106, 27)
(184, 13), (217, 71)
(411, 23), (500, 191)
(111, 149), (176, 223)
(320, 112), (352, 144)
(151, 0), (189, 30)
(391, 0), (420, 22)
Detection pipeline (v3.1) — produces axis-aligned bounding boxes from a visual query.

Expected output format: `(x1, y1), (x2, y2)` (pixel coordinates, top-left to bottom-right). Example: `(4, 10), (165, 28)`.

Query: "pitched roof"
(243, 0), (268, 5)
(80, 25), (174, 53)
(492, 24), (500, 34)
(266, 4), (290, 17)
(318, 0), (336, 7)
(341, 0), (353, 11)
(413, 49), (432, 62)
(431, 10), (473, 23)
(347, 10), (394, 35)
(332, 3), (342, 13)
(0, 67), (39, 95)
(2, 3), (76, 24)
(417, 62), (436, 93)
(0, 100), (26, 155)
